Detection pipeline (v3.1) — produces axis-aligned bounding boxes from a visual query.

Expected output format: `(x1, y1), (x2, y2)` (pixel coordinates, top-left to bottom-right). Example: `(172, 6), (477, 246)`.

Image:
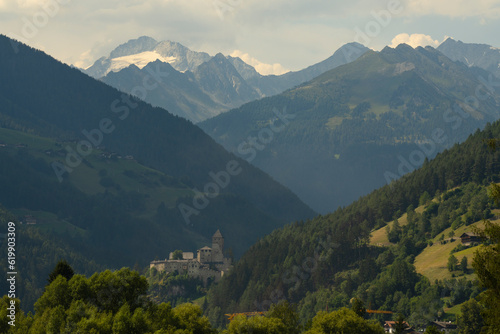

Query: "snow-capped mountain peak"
(84, 36), (210, 78)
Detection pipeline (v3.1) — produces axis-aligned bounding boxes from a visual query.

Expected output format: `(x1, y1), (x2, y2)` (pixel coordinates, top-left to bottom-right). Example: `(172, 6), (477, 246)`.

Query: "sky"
(1, 0), (499, 75)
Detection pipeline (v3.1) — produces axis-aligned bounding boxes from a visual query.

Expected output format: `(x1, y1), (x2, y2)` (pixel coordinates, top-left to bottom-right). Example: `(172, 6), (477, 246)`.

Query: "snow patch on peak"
(393, 62), (415, 75)
(463, 57), (474, 67)
(108, 51), (176, 74)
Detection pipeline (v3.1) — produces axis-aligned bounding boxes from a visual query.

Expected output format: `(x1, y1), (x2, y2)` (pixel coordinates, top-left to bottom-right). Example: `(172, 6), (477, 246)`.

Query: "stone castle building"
(150, 230), (232, 284)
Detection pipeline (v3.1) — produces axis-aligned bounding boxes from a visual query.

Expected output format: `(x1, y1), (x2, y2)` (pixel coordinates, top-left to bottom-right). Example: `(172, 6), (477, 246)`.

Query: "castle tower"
(211, 229), (224, 262)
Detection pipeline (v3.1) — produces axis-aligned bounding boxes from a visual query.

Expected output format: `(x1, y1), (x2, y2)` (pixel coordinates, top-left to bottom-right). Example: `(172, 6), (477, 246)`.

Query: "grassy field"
(413, 217), (492, 282)
(369, 189), (496, 282)
(369, 204), (426, 246)
(444, 301), (464, 317)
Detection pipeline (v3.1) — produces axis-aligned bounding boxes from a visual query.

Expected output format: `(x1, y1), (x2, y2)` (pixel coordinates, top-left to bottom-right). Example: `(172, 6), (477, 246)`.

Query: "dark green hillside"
(0, 35), (314, 311)
(0, 206), (104, 311)
(204, 119), (500, 327)
(0, 34), (314, 225)
(200, 44), (500, 213)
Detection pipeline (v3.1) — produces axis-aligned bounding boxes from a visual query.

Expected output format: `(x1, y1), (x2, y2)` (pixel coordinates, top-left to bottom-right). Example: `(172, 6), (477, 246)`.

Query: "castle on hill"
(150, 229), (232, 284)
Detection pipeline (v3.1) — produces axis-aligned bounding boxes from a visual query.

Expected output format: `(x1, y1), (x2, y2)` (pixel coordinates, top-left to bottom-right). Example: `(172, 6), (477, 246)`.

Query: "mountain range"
(200, 43), (500, 213)
(0, 34), (315, 309)
(438, 37), (500, 78)
(3, 32), (500, 320)
(84, 36), (369, 122)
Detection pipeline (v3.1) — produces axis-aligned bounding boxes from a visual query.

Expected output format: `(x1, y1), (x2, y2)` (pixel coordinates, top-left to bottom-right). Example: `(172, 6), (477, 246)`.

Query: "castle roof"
(213, 229), (223, 238)
(199, 246), (212, 250)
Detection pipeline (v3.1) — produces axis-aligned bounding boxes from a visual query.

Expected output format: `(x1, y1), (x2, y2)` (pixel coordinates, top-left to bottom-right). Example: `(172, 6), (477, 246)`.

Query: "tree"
(305, 308), (384, 334)
(172, 249), (184, 260)
(447, 254), (458, 272)
(35, 275), (72, 314)
(351, 297), (366, 318)
(24, 267), (218, 333)
(267, 300), (301, 334)
(112, 303), (133, 334)
(394, 313), (407, 334)
(472, 218), (500, 333)
(0, 296), (32, 333)
(173, 303), (215, 334)
(424, 325), (440, 334)
(420, 191), (432, 205)
(458, 299), (483, 334)
(47, 259), (75, 284)
(387, 219), (402, 243)
(223, 315), (286, 334)
(460, 256), (468, 274)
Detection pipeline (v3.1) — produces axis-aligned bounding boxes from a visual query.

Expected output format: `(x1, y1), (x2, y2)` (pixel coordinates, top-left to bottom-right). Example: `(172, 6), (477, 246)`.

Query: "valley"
(0, 22), (499, 333)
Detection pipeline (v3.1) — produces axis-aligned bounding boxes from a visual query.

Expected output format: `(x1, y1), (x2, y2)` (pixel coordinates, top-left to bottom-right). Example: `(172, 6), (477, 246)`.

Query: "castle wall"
(168, 252), (194, 260)
(150, 230), (232, 285)
(197, 247), (212, 263)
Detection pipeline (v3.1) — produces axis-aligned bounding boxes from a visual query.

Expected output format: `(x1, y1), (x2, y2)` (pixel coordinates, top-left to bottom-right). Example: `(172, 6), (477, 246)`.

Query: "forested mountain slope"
(205, 118), (500, 328)
(200, 44), (500, 213)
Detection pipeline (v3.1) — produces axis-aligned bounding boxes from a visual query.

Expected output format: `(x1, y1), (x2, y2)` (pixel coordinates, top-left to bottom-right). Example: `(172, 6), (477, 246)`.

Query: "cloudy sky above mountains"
(1, 0), (499, 75)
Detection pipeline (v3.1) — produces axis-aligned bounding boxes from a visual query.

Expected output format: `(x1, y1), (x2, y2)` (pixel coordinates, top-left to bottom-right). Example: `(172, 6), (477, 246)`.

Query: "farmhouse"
(459, 232), (481, 245)
(429, 321), (458, 333)
(383, 321), (417, 333)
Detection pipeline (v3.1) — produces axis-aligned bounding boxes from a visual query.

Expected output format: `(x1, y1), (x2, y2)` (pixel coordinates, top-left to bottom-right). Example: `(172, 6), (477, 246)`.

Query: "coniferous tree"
(394, 313), (406, 334)
(351, 298), (366, 318)
(47, 260), (75, 284)
(447, 255), (458, 272)
(460, 256), (468, 274)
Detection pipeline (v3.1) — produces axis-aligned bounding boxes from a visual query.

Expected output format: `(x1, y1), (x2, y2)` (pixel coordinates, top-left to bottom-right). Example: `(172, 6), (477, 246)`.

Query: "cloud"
(389, 33), (441, 48)
(15, 0), (47, 8)
(73, 49), (95, 69)
(405, 0), (500, 18)
(230, 50), (289, 75)
(2, 0), (499, 73)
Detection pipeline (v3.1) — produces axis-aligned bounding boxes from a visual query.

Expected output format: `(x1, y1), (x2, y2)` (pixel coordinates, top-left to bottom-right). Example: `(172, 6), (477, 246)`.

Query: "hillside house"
(24, 215), (37, 225)
(383, 321), (417, 333)
(459, 232), (481, 245)
(429, 321), (458, 333)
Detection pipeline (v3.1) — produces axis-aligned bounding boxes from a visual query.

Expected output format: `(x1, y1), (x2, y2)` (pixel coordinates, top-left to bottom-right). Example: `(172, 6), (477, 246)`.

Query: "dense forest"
(203, 119), (500, 331)
(1, 214), (498, 334)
